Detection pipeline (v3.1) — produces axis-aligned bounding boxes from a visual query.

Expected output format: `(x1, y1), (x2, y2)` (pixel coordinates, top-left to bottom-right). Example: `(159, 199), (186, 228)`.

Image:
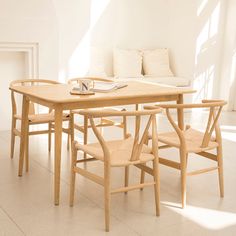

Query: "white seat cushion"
(114, 76), (190, 87)
(87, 47), (107, 77)
(143, 76), (190, 87)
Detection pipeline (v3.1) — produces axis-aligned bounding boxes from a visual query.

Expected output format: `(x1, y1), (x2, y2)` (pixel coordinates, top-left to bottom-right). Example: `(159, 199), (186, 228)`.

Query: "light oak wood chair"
(10, 79), (71, 171)
(68, 77), (127, 158)
(142, 100), (227, 208)
(69, 107), (162, 232)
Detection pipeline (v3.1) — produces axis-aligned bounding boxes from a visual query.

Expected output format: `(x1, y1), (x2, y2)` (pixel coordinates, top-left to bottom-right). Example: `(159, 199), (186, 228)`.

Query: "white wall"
(53, 0), (172, 78)
(220, 0), (236, 110)
(89, 0), (229, 104)
(0, 0), (235, 107)
(0, 52), (26, 130)
(52, 0), (91, 80)
(0, 0), (58, 80)
(0, 1), (59, 130)
(168, 0), (227, 102)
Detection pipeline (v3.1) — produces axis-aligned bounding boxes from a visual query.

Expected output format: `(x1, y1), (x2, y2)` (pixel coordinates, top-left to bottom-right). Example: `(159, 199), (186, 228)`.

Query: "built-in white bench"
(113, 76), (190, 87)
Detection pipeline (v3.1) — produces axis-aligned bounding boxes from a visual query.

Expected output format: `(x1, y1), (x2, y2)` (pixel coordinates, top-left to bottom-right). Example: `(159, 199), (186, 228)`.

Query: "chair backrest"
(156, 100), (227, 148)
(78, 108), (162, 163)
(10, 79), (60, 116)
(67, 77), (113, 85)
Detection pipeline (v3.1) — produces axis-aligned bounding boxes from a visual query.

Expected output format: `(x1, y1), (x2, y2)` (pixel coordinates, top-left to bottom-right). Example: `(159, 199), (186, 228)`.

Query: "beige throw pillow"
(87, 47), (107, 77)
(113, 49), (142, 77)
(142, 48), (173, 77)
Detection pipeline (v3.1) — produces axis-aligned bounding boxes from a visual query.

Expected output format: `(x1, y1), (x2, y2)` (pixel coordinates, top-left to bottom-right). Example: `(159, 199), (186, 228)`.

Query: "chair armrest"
(78, 108), (162, 118)
(144, 100), (227, 109)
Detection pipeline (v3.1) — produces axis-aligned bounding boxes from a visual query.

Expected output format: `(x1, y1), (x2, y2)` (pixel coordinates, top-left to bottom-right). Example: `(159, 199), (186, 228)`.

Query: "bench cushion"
(114, 76), (190, 87)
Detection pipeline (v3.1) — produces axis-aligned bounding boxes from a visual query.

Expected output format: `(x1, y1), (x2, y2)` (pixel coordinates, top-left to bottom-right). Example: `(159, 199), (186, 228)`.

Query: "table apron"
(60, 94), (179, 110)
(18, 94), (181, 110)
(24, 95), (55, 108)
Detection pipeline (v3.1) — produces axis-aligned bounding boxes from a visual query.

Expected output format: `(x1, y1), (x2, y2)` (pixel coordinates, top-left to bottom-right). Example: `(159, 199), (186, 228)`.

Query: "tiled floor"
(0, 111), (236, 235)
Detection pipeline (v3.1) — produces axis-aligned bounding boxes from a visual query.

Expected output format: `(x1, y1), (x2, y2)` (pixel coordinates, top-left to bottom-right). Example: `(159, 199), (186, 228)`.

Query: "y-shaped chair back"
(161, 100), (227, 151)
(144, 100), (227, 208)
(70, 107), (162, 231)
(78, 108), (161, 164)
(10, 79), (60, 117)
(9, 79), (70, 172)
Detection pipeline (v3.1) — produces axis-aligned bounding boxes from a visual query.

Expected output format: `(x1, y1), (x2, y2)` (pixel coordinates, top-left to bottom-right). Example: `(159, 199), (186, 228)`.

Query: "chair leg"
(70, 142), (77, 206)
(186, 154), (189, 166)
(104, 163), (111, 232)
(140, 138), (149, 189)
(140, 165), (146, 190)
(124, 166), (129, 193)
(48, 122), (52, 152)
(180, 150), (187, 208)
(10, 118), (16, 159)
(25, 125), (29, 172)
(123, 116), (127, 139)
(70, 113), (75, 154)
(100, 118), (104, 136)
(217, 144), (224, 197)
(83, 116), (88, 159)
(67, 122), (70, 151)
(153, 158), (160, 216)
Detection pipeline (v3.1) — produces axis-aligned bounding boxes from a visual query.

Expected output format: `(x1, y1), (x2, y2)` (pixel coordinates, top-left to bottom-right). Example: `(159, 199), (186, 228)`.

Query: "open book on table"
(92, 82), (128, 93)
(70, 82), (128, 95)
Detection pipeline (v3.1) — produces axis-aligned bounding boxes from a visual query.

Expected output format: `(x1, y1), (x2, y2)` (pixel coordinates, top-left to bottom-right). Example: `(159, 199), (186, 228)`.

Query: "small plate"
(70, 90), (95, 95)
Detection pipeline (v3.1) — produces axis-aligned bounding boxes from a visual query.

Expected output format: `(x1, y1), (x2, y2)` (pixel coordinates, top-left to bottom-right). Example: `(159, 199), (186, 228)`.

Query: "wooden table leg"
(54, 104), (63, 205)
(18, 96), (29, 176)
(177, 94), (184, 130)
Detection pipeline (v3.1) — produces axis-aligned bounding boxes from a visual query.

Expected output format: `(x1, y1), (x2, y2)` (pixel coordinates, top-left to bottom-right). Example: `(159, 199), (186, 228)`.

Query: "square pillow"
(113, 49), (142, 77)
(87, 47), (107, 78)
(142, 48), (173, 77)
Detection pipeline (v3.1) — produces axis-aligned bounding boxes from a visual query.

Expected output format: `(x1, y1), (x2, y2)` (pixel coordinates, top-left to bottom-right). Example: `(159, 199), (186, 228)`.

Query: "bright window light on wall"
(69, 32), (91, 77)
(59, 68), (66, 83)
(193, 65), (215, 101)
(195, 2), (221, 65)
(210, 2), (221, 38)
(193, 2), (221, 102)
(197, 0), (208, 16)
(68, 0), (110, 78)
(195, 20), (210, 65)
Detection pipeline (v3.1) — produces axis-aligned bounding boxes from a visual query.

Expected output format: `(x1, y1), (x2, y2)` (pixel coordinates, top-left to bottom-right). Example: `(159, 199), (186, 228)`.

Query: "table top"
(10, 81), (195, 104)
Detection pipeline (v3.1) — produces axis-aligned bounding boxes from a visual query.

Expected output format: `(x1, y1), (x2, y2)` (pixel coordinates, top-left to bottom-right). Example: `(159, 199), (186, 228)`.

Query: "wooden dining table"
(10, 80), (194, 205)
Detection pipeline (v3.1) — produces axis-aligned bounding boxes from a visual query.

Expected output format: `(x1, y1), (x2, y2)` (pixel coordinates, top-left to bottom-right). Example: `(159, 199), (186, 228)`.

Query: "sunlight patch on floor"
(165, 202), (236, 230)
(220, 125), (236, 142)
